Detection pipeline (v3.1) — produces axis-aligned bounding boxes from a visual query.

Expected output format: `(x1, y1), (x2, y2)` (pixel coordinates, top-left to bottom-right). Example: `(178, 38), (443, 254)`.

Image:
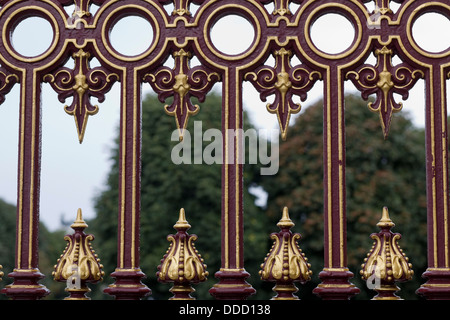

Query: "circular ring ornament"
(304, 3), (363, 60)
(101, 5), (160, 62)
(203, 5), (261, 61)
(407, 2), (450, 59)
(2, 6), (59, 63)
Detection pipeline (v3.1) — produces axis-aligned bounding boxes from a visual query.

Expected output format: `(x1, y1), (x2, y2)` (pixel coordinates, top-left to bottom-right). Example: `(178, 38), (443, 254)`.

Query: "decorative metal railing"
(0, 0), (448, 300)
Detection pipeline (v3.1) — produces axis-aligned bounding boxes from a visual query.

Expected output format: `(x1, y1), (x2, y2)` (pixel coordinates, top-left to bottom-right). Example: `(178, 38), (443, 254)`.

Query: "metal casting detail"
(346, 44), (424, 138)
(0, 0), (448, 300)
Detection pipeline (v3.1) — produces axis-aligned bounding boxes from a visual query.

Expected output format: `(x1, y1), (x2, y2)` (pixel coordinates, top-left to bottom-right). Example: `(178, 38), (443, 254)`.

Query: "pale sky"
(0, 4), (449, 231)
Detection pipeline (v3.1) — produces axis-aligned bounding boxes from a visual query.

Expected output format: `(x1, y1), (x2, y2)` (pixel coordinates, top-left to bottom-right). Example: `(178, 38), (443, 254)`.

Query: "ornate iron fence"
(0, 0), (448, 300)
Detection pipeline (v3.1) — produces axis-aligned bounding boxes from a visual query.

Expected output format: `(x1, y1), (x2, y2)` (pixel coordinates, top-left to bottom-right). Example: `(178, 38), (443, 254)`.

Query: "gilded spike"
(360, 207), (414, 300)
(245, 47), (321, 141)
(144, 47), (219, 141)
(43, 48), (119, 143)
(346, 43), (424, 139)
(260, 207), (312, 300)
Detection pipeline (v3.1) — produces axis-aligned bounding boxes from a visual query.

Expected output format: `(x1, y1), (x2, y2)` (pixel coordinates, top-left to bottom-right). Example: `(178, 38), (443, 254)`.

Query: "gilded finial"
(260, 207), (312, 300)
(360, 207), (414, 300)
(53, 208), (104, 300)
(157, 209), (208, 300)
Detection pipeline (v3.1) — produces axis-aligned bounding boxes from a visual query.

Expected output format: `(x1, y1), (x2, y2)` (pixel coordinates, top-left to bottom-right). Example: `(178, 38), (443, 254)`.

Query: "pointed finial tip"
(71, 208), (88, 229)
(277, 206), (295, 228)
(174, 208), (191, 230)
(377, 206), (395, 228)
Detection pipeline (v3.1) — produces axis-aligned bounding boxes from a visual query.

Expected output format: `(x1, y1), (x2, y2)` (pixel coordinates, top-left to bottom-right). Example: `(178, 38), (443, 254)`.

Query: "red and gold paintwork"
(0, 0), (448, 300)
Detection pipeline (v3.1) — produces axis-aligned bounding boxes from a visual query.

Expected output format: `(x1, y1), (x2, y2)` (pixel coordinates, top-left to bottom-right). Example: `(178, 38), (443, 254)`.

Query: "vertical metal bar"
(313, 66), (359, 300)
(1, 69), (49, 300)
(417, 65), (450, 299)
(104, 69), (151, 300)
(209, 67), (256, 300)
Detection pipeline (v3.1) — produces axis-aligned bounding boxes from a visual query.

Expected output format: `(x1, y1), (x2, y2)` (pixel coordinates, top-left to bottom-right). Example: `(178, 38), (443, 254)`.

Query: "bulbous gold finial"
(260, 207), (312, 300)
(53, 208), (104, 300)
(157, 209), (208, 300)
(360, 207), (414, 300)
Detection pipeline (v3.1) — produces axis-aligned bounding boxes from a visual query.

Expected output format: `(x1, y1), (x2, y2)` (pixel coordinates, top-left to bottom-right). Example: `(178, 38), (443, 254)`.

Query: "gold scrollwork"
(144, 48), (220, 140)
(245, 47), (321, 140)
(346, 44), (424, 138)
(43, 48), (119, 143)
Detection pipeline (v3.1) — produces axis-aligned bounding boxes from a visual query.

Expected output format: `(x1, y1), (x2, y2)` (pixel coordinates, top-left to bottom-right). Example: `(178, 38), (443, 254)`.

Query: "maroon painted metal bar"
(312, 65), (360, 299)
(103, 69), (151, 299)
(1, 69), (50, 300)
(417, 64), (450, 299)
(208, 66), (256, 299)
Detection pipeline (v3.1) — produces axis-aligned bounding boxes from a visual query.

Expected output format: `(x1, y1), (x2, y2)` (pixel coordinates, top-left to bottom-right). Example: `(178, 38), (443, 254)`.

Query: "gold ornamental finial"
(260, 207), (312, 300)
(360, 207), (414, 300)
(53, 208), (104, 300)
(157, 209), (208, 300)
